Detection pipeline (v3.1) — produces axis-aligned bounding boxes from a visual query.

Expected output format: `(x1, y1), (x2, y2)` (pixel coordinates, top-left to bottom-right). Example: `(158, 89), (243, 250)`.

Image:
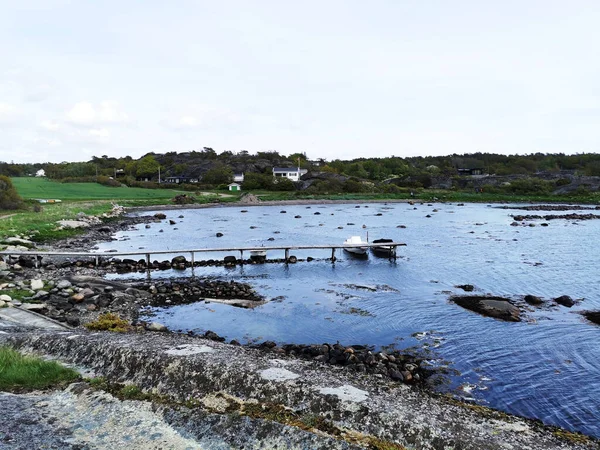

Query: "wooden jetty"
(0, 242), (406, 268)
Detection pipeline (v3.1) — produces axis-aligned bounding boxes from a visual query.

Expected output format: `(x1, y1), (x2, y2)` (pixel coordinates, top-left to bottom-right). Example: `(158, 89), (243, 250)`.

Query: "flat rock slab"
(451, 295), (522, 322)
(0, 331), (594, 449)
(0, 307), (70, 330)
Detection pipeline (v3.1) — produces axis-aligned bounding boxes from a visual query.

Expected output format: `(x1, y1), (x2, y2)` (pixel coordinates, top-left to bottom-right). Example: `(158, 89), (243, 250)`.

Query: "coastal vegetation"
(0, 346), (79, 391)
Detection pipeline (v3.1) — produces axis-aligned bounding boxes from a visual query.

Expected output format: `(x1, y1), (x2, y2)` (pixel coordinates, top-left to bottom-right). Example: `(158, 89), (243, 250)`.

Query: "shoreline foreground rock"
(0, 330), (596, 449)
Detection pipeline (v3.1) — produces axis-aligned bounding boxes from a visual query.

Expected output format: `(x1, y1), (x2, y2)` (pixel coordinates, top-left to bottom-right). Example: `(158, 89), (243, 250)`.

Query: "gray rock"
(0, 294), (11, 301)
(30, 279), (44, 290)
(56, 280), (72, 290)
(451, 295), (521, 322)
(524, 295), (544, 305)
(147, 322), (168, 332)
(554, 295), (575, 307)
(33, 290), (49, 299)
(79, 288), (95, 298)
(21, 303), (47, 311)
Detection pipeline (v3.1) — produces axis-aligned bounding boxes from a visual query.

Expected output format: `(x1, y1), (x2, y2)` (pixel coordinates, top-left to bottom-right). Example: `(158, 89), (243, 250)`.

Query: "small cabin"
(228, 182), (241, 192)
(272, 167), (308, 182)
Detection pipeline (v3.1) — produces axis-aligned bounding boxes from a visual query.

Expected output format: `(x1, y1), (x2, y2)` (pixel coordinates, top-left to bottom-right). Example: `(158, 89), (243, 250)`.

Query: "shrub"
(84, 313), (131, 332)
(0, 176), (24, 210)
(503, 178), (553, 195)
(172, 194), (196, 204)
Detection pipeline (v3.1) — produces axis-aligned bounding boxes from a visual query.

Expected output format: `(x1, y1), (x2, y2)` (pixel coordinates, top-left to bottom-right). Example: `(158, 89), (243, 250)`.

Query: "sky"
(1, 0), (599, 164)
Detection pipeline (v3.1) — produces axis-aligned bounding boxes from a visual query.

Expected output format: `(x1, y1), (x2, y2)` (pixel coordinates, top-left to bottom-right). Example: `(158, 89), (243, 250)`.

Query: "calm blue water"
(96, 202), (600, 437)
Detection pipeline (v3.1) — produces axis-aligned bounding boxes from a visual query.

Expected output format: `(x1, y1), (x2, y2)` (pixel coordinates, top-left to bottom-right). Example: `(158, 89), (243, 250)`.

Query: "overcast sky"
(1, 0), (599, 163)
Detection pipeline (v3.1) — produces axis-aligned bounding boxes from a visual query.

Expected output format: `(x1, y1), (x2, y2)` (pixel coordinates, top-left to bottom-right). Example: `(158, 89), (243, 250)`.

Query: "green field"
(12, 177), (188, 200)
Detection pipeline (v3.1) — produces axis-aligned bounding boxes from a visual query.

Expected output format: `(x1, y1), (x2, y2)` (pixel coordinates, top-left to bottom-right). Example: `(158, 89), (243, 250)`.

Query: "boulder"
(147, 322), (168, 332)
(583, 311), (600, 326)
(451, 295), (521, 322)
(171, 256), (187, 266)
(70, 293), (85, 303)
(0, 294), (11, 301)
(456, 284), (474, 292)
(154, 213), (167, 219)
(30, 279), (44, 291)
(3, 237), (35, 247)
(524, 295), (544, 305)
(224, 256), (237, 265)
(56, 280), (72, 290)
(21, 303), (46, 312)
(33, 290), (49, 299)
(18, 256), (36, 268)
(554, 295), (575, 307)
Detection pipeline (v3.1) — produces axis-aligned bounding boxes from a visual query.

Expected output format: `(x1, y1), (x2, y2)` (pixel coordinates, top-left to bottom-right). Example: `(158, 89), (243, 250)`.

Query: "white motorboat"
(250, 248), (267, 262)
(343, 236), (368, 256)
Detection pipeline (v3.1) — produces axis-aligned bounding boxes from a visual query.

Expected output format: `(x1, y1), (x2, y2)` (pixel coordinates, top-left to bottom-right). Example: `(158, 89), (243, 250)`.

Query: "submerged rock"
(554, 295), (575, 307)
(456, 284), (475, 292)
(582, 311), (600, 325)
(451, 295), (521, 322)
(524, 295), (544, 305)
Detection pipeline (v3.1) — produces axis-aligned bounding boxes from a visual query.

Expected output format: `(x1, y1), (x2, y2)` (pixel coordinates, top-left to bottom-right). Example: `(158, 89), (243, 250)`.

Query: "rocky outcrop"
(583, 311), (600, 326)
(451, 295), (521, 322)
(0, 331), (594, 450)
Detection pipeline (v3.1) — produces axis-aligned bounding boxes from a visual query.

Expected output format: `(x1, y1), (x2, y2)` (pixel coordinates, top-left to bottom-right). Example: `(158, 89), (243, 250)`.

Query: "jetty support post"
(240, 250), (244, 265)
(331, 247), (336, 262)
(285, 248), (289, 262)
(95, 255), (99, 266)
(145, 253), (151, 279)
(190, 251), (195, 277)
(392, 245), (397, 260)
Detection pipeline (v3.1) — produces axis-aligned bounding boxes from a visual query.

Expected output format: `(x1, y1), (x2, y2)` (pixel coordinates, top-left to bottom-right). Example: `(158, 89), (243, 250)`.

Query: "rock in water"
(583, 311), (600, 326)
(451, 295), (521, 322)
(554, 295), (575, 307)
(524, 295), (544, 305)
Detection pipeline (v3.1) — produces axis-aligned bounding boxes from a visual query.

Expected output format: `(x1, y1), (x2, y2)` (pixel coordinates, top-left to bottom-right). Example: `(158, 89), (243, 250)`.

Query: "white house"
(35, 169), (46, 177)
(272, 167), (308, 182)
(228, 182), (241, 192)
(233, 173), (244, 182)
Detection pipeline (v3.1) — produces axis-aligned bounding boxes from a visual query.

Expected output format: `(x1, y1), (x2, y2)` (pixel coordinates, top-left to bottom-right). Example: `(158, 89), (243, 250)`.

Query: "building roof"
(228, 182), (241, 186)
(273, 167), (299, 172)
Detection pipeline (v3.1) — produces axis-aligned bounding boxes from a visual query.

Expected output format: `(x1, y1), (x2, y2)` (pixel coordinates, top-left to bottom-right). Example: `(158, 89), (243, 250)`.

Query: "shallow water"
(96, 202), (600, 437)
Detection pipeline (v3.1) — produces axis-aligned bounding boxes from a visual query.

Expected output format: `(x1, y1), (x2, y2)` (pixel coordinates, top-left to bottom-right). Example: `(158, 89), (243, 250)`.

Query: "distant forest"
(2, 149), (600, 195)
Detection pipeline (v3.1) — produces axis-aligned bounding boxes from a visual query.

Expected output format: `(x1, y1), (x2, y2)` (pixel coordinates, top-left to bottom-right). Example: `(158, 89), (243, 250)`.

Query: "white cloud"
(0, 103), (18, 122)
(178, 116), (199, 128)
(89, 128), (110, 138)
(40, 120), (60, 131)
(66, 101), (129, 126)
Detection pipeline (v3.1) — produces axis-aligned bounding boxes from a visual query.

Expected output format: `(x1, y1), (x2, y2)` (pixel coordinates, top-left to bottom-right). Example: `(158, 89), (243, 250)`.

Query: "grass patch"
(0, 288), (34, 301)
(12, 177), (187, 201)
(84, 313), (132, 332)
(0, 346), (79, 391)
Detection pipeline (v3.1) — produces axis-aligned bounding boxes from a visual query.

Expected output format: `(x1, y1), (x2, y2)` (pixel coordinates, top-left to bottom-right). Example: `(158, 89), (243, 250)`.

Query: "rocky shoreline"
(1, 204), (600, 448)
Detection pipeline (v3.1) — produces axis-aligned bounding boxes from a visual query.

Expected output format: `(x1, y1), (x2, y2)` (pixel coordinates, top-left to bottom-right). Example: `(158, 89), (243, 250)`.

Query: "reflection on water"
(97, 202), (600, 437)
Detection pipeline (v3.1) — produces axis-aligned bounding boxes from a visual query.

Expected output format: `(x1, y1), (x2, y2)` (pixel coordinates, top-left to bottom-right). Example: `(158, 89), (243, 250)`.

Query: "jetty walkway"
(0, 242), (406, 268)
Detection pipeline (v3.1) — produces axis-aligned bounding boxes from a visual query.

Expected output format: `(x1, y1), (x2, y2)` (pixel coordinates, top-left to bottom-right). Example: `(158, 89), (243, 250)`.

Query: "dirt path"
(0, 214), (17, 220)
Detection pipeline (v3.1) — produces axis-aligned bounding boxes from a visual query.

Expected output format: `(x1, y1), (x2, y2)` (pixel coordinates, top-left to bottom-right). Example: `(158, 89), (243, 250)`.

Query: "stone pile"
(511, 213), (600, 221)
(131, 279), (263, 306)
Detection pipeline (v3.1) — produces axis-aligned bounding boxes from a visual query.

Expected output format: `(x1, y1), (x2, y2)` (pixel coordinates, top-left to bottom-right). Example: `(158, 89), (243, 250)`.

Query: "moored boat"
(250, 249), (267, 262)
(371, 238), (395, 257)
(343, 236), (368, 256)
